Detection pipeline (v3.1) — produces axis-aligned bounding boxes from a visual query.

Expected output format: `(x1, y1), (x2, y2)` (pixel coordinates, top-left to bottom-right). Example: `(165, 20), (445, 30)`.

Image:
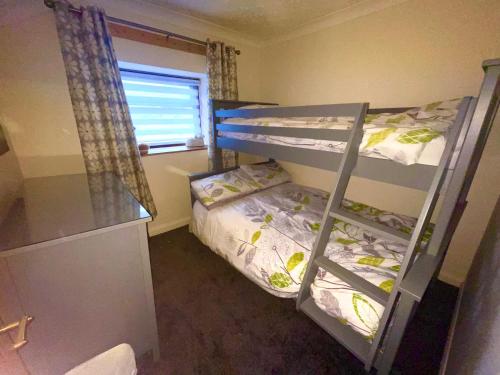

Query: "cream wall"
(0, 0), (262, 236)
(0, 130), (23, 223)
(259, 0), (500, 285)
(1, 0), (499, 284)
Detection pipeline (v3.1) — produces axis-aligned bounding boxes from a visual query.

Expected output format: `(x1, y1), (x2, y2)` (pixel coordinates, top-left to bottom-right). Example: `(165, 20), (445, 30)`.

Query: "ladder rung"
(315, 256), (389, 306)
(330, 208), (411, 245)
(300, 297), (371, 362)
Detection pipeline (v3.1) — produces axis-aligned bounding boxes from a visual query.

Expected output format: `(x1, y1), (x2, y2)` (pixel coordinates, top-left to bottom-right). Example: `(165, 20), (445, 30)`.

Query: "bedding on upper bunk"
(219, 98), (463, 166)
(191, 182), (432, 341)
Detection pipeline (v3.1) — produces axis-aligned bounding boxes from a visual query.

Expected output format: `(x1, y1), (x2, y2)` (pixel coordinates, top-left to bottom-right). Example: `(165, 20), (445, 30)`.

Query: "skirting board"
(148, 216), (191, 237)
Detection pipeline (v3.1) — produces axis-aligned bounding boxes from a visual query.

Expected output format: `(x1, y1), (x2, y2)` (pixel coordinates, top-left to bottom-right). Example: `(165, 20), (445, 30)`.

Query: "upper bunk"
(211, 98), (476, 193)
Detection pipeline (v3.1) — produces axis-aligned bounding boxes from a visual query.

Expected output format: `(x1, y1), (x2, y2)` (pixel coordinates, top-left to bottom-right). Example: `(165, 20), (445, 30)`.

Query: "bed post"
(210, 100), (224, 171)
(375, 294), (417, 373)
(210, 99), (279, 171)
(376, 59), (500, 374)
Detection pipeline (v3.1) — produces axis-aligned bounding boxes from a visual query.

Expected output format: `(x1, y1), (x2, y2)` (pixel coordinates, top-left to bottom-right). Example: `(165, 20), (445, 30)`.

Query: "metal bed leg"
(375, 294), (416, 374)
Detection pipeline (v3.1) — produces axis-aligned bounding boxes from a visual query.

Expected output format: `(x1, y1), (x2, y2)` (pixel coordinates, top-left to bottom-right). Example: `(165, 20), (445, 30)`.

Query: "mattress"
(191, 183), (431, 341)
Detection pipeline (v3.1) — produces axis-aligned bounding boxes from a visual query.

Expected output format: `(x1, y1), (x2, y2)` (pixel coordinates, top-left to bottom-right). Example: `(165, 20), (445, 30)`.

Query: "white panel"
(7, 225), (155, 375)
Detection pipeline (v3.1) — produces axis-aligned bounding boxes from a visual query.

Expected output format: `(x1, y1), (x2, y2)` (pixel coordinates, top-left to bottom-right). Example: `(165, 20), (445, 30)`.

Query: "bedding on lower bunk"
(191, 182), (431, 341)
(219, 98), (463, 166)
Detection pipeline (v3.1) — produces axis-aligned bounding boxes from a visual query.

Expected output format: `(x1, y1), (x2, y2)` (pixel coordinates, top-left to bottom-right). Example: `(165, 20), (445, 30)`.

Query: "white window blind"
(120, 69), (201, 147)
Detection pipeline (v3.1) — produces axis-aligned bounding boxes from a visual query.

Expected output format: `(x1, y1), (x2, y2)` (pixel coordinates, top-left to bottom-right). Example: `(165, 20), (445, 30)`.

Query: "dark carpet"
(137, 226), (457, 375)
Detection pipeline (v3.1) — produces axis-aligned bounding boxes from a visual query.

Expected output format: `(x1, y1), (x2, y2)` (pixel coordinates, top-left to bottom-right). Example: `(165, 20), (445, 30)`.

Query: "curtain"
(53, 1), (157, 217)
(206, 40), (239, 170)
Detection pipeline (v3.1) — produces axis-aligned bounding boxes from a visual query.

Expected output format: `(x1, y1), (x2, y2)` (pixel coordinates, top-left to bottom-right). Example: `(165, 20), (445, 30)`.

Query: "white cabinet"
(0, 173), (159, 374)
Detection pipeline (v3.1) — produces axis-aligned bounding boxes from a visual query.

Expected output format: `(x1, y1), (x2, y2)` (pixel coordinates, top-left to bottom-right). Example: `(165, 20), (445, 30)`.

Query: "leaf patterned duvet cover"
(220, 98), (463, 166)
(191, 183), (430, 340)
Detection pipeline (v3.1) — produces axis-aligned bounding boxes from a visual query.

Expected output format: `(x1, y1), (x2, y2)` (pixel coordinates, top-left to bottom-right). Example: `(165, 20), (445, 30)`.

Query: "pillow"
(365, 98), (463, 131)
(191, 169), (259, 208)
(415, 98), (462, 117)
(360, 98), (463, 165)
(360, 127), (443, 165)
(410, 98), (463, 131)
(240, 162), (291, 189)
(364, 112), (416, 127)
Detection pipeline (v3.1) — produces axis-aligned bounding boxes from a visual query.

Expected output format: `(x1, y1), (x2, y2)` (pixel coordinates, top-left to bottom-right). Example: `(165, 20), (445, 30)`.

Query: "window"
(120, 69), (202, 148)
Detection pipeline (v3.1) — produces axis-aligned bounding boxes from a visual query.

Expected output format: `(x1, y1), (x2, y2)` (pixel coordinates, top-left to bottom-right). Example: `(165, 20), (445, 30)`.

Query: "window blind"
(120, 69), (201, 147)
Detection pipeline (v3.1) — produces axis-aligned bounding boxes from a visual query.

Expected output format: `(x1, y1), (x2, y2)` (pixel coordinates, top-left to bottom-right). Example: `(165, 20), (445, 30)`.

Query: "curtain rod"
(43, 0), (241, 55)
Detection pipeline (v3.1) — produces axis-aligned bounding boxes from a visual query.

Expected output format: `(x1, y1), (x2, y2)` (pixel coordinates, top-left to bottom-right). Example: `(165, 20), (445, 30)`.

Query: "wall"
(0, 126), (23, 223)
(1, 0), (498, 284)
(258, 0), (500, 285)
(0, 0), (262, 235)
(443, 196), (500, 375)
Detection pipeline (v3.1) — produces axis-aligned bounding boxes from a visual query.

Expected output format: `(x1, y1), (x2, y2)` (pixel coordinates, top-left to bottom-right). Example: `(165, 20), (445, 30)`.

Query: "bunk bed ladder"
(295, 100), (372, 361)
(297, 96), (475, 371)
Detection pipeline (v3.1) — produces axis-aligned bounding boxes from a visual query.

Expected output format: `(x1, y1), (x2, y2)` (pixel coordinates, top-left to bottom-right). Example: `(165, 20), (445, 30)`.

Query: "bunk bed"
(189, 59), (500, 373)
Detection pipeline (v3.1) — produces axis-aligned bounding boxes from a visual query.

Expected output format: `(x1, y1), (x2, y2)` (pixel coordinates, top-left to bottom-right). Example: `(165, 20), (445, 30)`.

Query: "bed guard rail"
(213, 101), (473, 192)
(215, 103), (368, 141)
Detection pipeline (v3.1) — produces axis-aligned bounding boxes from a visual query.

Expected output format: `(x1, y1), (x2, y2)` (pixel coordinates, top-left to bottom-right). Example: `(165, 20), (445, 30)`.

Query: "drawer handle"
(0, 315), (33, 350)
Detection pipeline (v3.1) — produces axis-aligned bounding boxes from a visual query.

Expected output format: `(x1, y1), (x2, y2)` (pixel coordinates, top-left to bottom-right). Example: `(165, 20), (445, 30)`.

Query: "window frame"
(120, 67), (203, 149)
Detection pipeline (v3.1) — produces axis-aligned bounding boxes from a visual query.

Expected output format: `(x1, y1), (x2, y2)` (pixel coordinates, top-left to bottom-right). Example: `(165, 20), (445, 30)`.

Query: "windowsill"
(141, 145), (207, 157)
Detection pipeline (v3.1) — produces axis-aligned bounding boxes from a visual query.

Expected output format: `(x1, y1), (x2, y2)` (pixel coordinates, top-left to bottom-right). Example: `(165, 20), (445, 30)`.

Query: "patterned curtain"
(52, 1), (157, 217)
(206, 40), (239, 170)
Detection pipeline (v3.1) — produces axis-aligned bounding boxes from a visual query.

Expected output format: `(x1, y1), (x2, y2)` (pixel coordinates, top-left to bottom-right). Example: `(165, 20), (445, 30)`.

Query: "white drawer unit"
(0, 173), (159, 375)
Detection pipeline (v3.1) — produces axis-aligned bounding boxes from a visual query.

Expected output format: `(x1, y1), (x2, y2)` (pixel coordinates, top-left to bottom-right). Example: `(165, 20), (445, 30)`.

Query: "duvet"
(191, 183), (431, 341)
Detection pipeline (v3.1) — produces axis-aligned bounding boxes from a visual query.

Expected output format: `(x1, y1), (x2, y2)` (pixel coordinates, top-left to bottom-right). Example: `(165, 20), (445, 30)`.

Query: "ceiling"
(142, 0), (367, 41)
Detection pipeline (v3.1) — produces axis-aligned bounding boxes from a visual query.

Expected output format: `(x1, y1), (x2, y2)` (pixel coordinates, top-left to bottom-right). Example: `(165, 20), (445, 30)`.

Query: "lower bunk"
(190, 180), (430, 343)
